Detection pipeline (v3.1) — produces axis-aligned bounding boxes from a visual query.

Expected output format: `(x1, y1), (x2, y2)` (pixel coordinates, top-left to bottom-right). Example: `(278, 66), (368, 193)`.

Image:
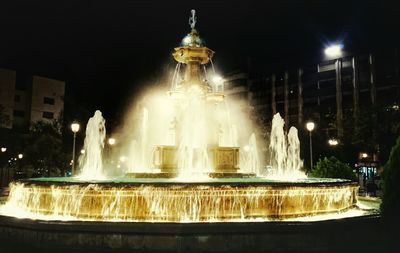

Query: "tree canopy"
(24, 121), (70, 177)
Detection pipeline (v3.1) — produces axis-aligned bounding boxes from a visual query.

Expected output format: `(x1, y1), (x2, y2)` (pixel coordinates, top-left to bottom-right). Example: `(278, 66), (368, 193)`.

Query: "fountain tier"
(3, 178), (358, 222)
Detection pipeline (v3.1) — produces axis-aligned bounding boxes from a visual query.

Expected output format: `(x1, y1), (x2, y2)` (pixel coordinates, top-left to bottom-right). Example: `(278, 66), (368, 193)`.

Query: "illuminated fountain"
(1, 10), (373, 224)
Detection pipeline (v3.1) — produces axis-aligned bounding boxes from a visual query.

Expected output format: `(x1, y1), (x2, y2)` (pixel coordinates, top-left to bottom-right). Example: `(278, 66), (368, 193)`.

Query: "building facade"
(224, 48), (400, 184)
(0, 68), (65, 130)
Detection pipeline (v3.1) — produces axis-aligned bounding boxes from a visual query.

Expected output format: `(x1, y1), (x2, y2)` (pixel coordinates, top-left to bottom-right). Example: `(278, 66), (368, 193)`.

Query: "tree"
(310, 156), (357, 181)
(381, 135), (400, 217)
(24, 121), (70, 177)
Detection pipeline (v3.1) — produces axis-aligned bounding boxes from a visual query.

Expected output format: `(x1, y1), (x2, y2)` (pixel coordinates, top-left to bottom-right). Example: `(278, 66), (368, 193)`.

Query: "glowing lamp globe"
(71, 122), (80, 133)
(306, 122), (315, 132)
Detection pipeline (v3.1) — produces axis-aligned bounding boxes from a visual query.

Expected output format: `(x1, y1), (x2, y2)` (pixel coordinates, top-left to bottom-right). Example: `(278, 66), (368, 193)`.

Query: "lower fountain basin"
(1, 177), (358, 222)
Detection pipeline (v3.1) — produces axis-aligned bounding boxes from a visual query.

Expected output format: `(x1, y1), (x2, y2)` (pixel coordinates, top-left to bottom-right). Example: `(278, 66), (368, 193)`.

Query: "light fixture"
(328, 139), (339, 146)
(1, 147), (6, 152)
(324, 44), (343, 58)
(18, 153), (23, 159)
(361, 153), (368, 158)
(71, 122), (80, 133)
(306, 121), (315, 170)
(108, 138), (116, 145)
(306, 122), (315, 132)
(71, 121), (80, 176)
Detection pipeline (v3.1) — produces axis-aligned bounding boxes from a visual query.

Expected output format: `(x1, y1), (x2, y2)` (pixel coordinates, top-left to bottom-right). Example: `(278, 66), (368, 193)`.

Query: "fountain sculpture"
(1, 10), (367, 223)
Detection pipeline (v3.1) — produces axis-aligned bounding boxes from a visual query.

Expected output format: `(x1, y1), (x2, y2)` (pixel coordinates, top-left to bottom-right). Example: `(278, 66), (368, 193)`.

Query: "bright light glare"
(18, 153), (23, 159)
(328, 139), (339, 146)
(361, 153), (368, 158)
(108, 138), (116, 145)
(80, 149), (85, 154)
(324, 44), (343, 58)
(71, 122), (80, 133)
(1, 147), (6, 152)
(306, 122), (315, 131)
(212, 75), (223, 84)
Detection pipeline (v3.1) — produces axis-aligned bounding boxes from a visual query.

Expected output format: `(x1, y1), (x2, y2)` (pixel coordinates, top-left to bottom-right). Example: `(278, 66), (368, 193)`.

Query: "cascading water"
(287, 127), (304, 178)
(140, 107), (149, 170)
(269, 113), (287, 177)
(241, 133), (260, 174)
(269, 113), (306, 180)
(78, 110), (106, 180)
(176, 88), (210, 175)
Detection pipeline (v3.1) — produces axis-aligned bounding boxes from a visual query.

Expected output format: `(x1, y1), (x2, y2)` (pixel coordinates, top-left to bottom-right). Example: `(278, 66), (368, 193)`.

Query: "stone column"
(335, 59), (344, 138)
(369, 54), (377, 105)
(284, 71), (289, 128)
(297, 68), (303, 125)
(271, 74), (276, 115)
(369, 53), (378, 154)
(352, 57), (360, 121)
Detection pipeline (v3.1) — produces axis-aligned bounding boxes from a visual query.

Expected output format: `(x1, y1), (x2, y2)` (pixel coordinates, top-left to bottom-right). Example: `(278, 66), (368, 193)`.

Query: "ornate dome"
(181, 29), (204, 47)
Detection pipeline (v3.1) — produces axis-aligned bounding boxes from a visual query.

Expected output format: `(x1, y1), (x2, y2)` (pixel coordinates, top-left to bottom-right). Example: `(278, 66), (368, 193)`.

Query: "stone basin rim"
(16, 177), (357, 188)
(0, 213), (381, 234)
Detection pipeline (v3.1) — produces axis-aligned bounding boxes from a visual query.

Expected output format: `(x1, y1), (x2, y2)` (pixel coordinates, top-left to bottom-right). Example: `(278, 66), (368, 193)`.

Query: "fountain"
(78, 110), (106, 180)
(0, 9), (379, 252)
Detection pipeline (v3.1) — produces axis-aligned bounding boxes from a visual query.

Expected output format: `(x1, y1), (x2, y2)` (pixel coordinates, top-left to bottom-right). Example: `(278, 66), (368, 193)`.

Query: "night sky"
(1, 0), (399, 126)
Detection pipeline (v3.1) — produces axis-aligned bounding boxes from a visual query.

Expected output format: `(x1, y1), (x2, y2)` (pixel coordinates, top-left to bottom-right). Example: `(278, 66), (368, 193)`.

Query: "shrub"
(310, 156), (357, 181)
(381, 136), (400, 217)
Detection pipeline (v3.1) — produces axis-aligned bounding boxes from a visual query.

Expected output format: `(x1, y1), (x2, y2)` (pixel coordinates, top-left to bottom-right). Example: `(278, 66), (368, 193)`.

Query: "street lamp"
(71, 122), (80, 176)
(324, 44), (343, 59)
(0, 147), (7, 187)
(18, 153), (23, 159)
(108, 138), (116, 146)
(306, 121), (315, 170)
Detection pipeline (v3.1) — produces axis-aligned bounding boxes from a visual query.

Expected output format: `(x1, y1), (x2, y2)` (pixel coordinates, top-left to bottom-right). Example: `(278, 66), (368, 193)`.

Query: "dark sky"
(1, 0), (399, 124)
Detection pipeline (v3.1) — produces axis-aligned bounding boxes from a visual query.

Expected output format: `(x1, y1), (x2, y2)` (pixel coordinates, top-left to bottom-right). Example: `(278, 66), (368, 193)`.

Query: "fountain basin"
(1, 177), (358, 222)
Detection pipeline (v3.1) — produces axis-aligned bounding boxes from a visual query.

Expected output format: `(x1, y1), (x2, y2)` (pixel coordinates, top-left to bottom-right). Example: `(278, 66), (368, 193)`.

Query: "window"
(13, 110), (25, 117)
(14, 95), (21, 102)
(43, 97), (55, 105)
(42, 111), (54, 119)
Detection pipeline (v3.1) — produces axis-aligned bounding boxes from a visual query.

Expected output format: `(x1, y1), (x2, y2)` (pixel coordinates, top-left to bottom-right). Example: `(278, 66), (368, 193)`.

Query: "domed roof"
(181, 29), (204, 47)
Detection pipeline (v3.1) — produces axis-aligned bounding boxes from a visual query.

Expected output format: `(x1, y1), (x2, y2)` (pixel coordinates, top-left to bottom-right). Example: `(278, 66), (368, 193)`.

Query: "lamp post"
(71, 122), (80, 176)
(107, 138), (116, 165)
(17, 153), (23, 178)
(306, 122), (315, 170)
(0, 147), (6, 187)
